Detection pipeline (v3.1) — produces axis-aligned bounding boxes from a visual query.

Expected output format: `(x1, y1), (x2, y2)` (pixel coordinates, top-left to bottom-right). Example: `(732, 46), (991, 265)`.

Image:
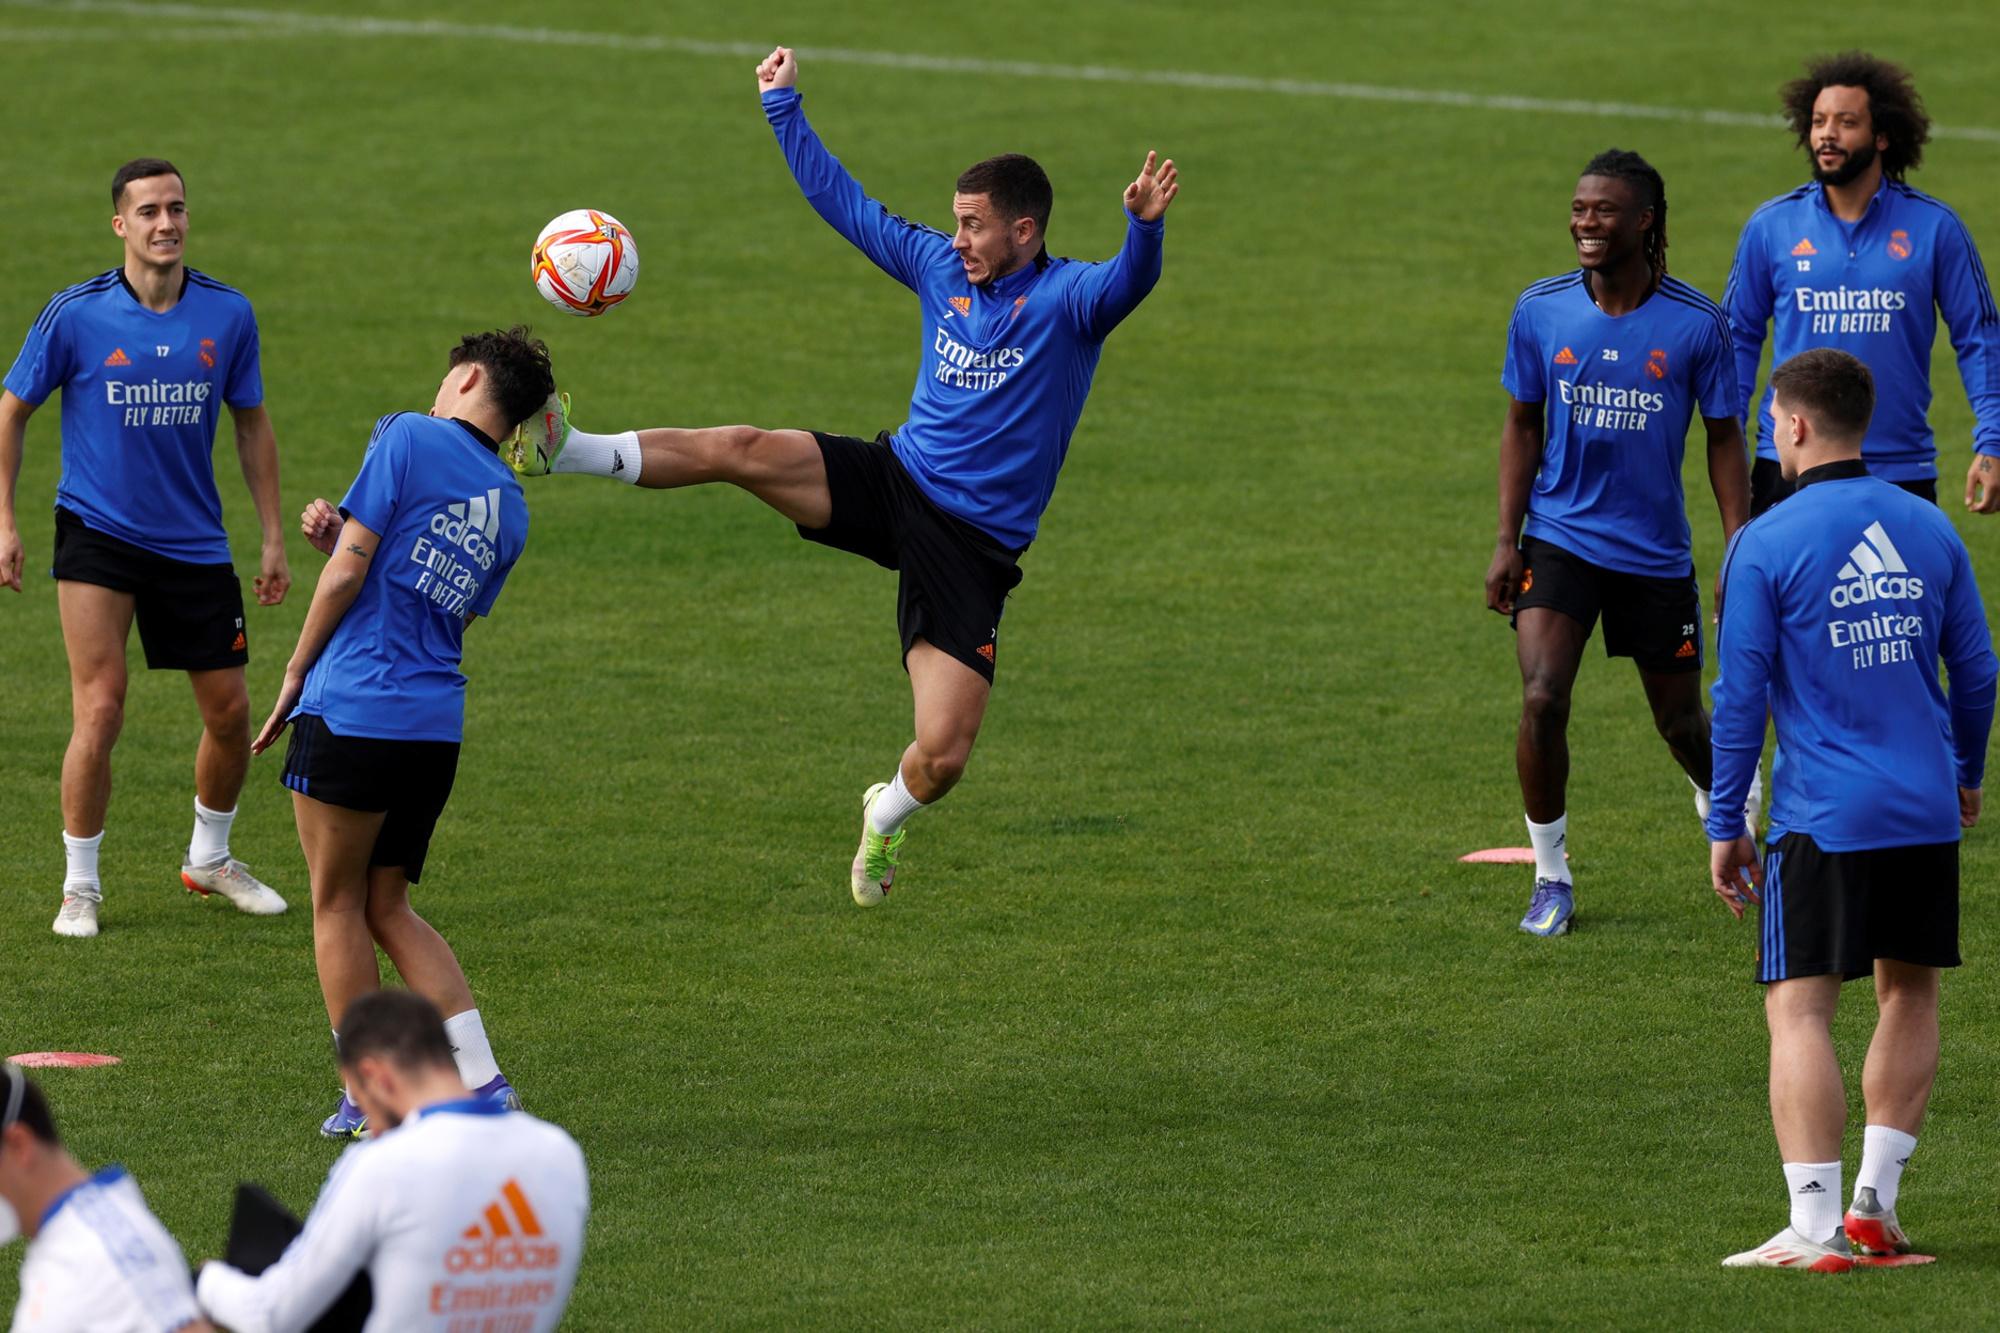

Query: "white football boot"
(181, 858), (288, 915)
(1721, 1226), (1854, 1273)
(52, 888), (101, 938)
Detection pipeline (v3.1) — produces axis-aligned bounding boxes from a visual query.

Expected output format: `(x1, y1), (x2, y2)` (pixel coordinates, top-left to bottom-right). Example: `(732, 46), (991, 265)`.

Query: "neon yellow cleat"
(850, 783), (907, 907)
(504, 390), (571, 477)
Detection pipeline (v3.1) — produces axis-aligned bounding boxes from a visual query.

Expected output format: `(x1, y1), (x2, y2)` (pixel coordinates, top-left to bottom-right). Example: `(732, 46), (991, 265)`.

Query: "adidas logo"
(431, 488), (503, 570)
(1796, 1180), (1826, 1194)
(612, 448), (626, 475)
(1554, 346), (1578, 366)
(948, 296), (972, 316)
(1674, 639), (1697, 658)
(1830, 521), (1924, 608)
(1792, 238), (1818, 257)
(104, 348), (132, 367)
(445, 1179), (561, 1275)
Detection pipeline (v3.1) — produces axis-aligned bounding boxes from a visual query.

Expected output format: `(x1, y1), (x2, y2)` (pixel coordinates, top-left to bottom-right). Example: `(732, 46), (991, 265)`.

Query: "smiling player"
(506, 46), (1177, 906)
(1, 158), (291, 938)
(1723, 51), (2000, 517)
(1485, 149), (1752, 937)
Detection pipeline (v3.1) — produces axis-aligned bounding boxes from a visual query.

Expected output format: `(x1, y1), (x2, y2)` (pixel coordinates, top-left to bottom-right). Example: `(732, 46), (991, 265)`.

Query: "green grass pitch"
(4, 0), (2000, 1325)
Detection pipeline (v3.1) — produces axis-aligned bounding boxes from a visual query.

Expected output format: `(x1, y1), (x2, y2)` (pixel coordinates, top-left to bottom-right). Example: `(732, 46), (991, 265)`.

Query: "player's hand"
(757, 46), (797, 93)
(1960, 786), (1982, 829)
(301, 498), (341, 557)
(0, 523), (22, 593)
(251, 672), (305, 756)
(1709, 835), (1763, 919)
(1124, 151), (1179, 222)
(1965, 454), (2000, 514)
(1484, 541), (1524, 615)
(254, 542), (291, 606)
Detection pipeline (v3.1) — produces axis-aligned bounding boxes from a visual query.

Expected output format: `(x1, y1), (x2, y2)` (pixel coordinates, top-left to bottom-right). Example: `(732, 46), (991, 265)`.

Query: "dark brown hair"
(1770, 348), (1875, 442)
(449, 326), (555, 429)
(956, 154), (1052, 238)
(111, 158), (183, 208)
(336, 991), (458, 1074)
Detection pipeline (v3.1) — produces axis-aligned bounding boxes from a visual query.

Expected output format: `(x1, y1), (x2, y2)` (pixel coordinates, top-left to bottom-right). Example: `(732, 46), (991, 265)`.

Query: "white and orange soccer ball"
(531, 209), (638, 316)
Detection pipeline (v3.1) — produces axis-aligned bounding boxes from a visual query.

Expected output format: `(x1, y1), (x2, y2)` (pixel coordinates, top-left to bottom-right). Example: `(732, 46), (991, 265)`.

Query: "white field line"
(7, 0), (2000, 145)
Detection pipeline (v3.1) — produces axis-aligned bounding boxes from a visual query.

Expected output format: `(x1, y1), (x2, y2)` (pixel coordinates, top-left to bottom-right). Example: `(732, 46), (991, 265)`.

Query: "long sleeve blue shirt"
(1707, 460), (1997, 849)
(1722, 179), (2000, 481)
(763, 88), (1164, 548)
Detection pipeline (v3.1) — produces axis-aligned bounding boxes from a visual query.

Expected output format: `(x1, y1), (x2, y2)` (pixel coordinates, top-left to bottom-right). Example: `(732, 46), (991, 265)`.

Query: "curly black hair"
(1781, 51), (1930, 181)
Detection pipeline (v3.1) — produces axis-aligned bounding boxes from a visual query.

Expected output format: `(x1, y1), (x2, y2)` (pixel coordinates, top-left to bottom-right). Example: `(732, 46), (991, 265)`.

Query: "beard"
(1812, 140), (1878, 187)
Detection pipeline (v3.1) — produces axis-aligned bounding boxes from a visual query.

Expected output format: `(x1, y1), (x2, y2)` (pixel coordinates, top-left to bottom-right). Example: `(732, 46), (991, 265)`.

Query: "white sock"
(549, 428), (642, 484)
(1855, 1125), (1918, 1211)
(1784, 1160), (1843, 1242)
(63, 830), (103, 893)
(868, 771), (926, 836)
(188, 798), (236, 867)
(1525, 814), (1569, 884)
(443, 1008), (502, 1088)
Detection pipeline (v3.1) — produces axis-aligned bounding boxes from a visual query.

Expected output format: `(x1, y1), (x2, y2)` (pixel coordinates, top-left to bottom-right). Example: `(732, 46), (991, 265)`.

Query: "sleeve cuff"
(761, 87), (800, 118)
(1123, 207), (1164, 231)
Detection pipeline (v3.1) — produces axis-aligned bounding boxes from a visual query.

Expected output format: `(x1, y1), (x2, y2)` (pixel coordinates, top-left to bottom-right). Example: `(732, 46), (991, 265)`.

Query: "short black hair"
(1579, 148), (1669, 279)
(956, 154), (1053, 240)
(449, 326), (555, 429)
(1769, 347), (1875, 442)
(335, 991), (457, 1075)
(111, 158), (183, 208)
(1781, 51), (1930, 181)
(2, 1065), (60, 1148)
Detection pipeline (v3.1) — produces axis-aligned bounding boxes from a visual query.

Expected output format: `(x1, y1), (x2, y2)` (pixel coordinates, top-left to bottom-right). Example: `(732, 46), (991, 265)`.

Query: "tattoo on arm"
(345, 543), (371, 558)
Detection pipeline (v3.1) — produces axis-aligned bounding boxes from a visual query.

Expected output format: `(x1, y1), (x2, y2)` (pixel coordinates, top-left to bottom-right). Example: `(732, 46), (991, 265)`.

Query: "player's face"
(111, 174), (187, 270)
(951, 192), (1033, 286)
(1569, 176), (1650, 273)
(1809, 85), (1885, 187)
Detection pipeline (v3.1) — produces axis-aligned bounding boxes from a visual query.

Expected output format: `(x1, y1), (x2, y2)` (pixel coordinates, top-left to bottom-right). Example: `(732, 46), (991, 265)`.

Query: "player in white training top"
(195, 991), (588, 1333)
(1, 1062), (212, 1333)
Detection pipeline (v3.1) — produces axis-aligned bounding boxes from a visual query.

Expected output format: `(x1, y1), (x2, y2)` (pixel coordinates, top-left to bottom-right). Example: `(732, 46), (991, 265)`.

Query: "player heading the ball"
(505, 46), (1177, 906)
(1486, 149), (1752, 938)
(252, 328), (550, 1139)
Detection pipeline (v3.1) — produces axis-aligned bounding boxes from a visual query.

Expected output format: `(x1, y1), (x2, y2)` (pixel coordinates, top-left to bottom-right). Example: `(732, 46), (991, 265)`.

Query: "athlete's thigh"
(737, 427), (833, 530)
(1636, 662), (1705, 724)
(291, 790), (387, 910)
(56, 579), (135, 696)
(908, 637), (991, 751)
(1513, 607), (1591, 696)
(187, 665), (250, 728)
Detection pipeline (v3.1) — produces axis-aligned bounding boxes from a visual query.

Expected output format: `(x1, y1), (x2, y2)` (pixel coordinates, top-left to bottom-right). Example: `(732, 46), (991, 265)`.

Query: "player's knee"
(203, 692), (252, 742)
(915, 738), (972, 790)
(1654, 704), (1704, 753)
(1520, 678), (1570, 732)
(694, 425), (771, 480)
(71, 693), (124, 748)
(363, 892), (412, 938)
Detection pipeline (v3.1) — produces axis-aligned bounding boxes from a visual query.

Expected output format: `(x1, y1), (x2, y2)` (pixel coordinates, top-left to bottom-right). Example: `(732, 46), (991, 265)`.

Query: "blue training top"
(1723, 178), (2000, 481)
(4, 267), (263, 563)
(1707, 461), (1997, 850)
(763, 87), (1164, 550)
(293, 413), (528, 743)
(1502, 271), (1739, 579)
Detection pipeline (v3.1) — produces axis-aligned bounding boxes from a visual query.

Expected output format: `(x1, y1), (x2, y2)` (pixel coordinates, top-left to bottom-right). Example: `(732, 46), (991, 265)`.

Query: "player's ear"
(1013, 214), (1037, 247)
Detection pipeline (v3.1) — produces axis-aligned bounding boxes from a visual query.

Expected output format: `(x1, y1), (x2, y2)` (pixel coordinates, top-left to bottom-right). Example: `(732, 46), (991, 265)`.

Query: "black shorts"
(1511, 536), (1702, 673)
(1751, 457), (1938, 517)
(1756, 831), (1960, 983)
(52, 507), (248, 671)
(799, 432), (1025, 683)
(279, 713), (461, 883)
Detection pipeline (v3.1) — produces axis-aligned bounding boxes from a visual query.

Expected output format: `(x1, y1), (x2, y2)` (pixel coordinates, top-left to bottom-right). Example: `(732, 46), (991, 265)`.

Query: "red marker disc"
(1458, 848), (1538, 864)
(7, 1053), (122, 1069)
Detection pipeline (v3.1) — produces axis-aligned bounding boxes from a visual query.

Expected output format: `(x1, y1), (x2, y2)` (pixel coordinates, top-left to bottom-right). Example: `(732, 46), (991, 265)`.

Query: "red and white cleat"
(1721, 1226), (1854, 1273)
(1844, 1187), (1912, 1256)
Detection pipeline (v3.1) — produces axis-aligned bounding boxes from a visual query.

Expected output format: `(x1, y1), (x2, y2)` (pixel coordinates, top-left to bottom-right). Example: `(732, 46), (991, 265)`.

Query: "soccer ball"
(531, 209), (638, 316)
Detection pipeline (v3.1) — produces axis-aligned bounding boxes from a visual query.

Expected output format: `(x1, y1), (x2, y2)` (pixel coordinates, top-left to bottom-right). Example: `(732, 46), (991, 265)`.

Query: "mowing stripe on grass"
(10, 0), (2000, 144)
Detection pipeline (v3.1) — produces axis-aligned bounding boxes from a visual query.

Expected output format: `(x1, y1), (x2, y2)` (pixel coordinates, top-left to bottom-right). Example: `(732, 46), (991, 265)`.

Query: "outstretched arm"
(1066, 152), (1178, 341)
(251, 516), (379, 755)
(756, 46), (949, 290)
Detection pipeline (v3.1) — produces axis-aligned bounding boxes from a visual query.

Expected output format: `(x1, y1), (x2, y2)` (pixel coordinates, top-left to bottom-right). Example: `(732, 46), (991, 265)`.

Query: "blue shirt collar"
(1809, 175), (1890, 222)
(40, 1164), (127, 1231)
(415, 1096), (508, 1120)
